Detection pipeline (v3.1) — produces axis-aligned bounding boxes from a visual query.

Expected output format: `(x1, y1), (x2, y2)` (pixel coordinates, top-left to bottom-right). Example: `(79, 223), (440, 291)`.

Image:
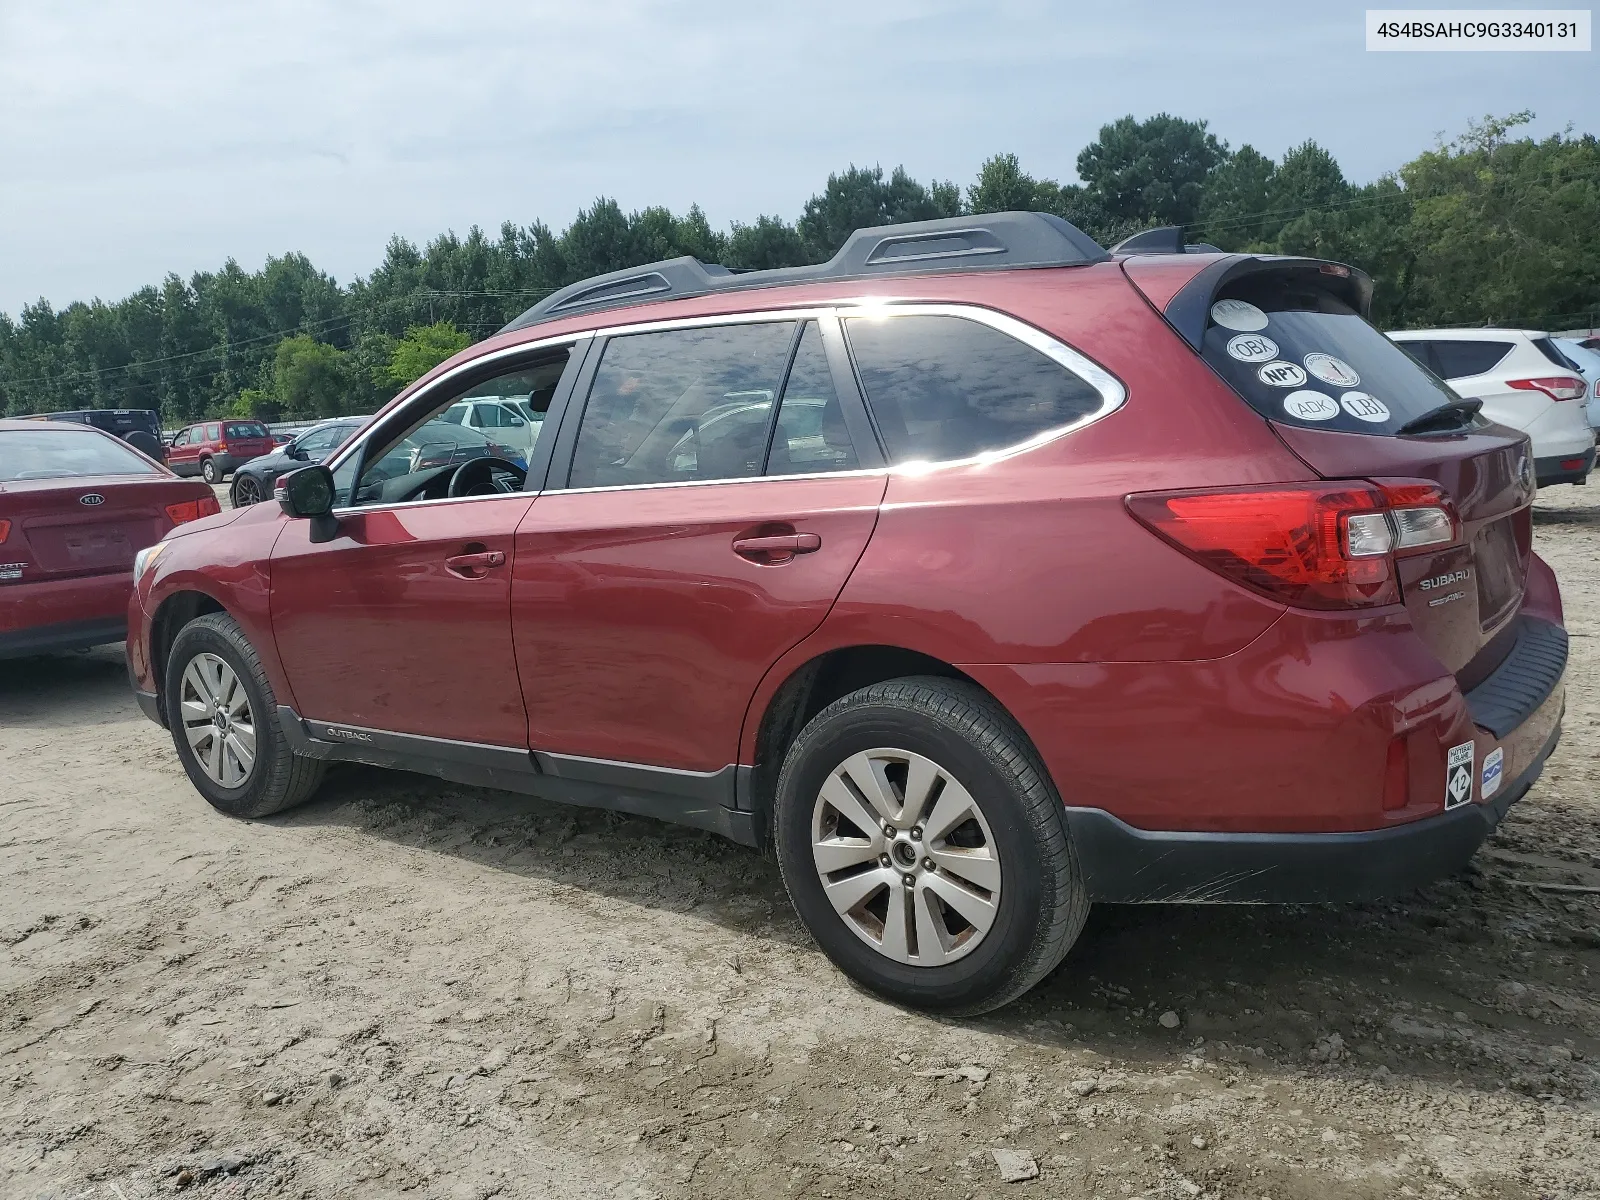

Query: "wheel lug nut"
(901, 874), (916, 888)
(879, 854), (891, 867)
(910, 826), (922, 840)
(882, 822), (895, 837)
(923, 858), (935, 871)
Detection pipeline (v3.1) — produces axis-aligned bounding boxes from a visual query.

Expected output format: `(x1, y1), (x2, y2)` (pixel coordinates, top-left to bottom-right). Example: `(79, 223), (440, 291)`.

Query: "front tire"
(200, 457), (218, 483)
(231, 474), (261, 507)
(773, 676), (1088, 1016)
(164, 613), (325, 818)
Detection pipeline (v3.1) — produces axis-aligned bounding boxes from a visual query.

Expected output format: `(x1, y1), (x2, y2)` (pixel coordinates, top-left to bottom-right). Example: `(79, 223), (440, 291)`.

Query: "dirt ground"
(2, 486), (1598, 1200)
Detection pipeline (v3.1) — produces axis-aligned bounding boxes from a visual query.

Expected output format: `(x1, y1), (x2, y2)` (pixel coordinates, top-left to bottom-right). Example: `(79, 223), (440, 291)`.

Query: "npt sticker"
(1257, 361), (1309, 388)
(1445, 741), (1475, 810)
(1482, 747), (1504, 799)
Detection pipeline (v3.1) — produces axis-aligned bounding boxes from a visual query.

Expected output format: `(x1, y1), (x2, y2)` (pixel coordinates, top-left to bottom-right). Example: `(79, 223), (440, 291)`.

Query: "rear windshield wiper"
(1395, 397), (1483, 435)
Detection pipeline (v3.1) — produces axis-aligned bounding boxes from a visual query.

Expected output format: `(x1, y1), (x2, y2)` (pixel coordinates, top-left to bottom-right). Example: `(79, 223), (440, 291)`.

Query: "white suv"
(438, 395), (543, 455)
(1388, 328), (1596, 486)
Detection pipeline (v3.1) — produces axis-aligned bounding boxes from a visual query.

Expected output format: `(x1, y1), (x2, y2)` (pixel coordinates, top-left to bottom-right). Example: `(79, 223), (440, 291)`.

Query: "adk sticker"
(1210, 299), (1269, 332)
(1226, 333), (1279, 363)
(1340, 391), (1391, 422)
(1445, 741), (1475, 810)
(1257, 361), (1308, 388)
(1303, 353), (1361, 388)
(1282, 390), (1340, 421)
(1481, 747), (1504, 799)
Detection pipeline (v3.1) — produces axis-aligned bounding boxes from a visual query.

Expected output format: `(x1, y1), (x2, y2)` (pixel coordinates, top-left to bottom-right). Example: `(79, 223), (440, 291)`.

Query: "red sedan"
(0, 419), (219, 658)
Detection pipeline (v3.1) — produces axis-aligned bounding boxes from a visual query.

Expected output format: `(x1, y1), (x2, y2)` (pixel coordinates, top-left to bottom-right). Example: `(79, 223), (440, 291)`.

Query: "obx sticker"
(1445, 742), (1474, 810)
(1226, 333), (1279, 363)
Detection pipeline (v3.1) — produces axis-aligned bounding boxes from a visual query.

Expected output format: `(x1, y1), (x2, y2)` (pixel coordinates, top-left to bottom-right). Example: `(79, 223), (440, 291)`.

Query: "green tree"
(271, 335), (349, 418)
(1198, 145), (1277, 247)
(724, 216), (807, 270)
(1076, 114), (1227, 228)
(382, 322), (470, 389)
(797, 165), (962, 261)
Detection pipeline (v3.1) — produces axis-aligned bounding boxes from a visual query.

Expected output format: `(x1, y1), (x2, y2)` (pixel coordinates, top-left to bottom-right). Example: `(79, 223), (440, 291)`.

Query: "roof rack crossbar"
(500, 211), (1109, 333)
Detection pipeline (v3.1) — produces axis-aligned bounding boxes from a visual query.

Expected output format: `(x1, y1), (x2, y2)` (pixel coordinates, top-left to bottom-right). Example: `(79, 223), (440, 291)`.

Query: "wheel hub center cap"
(890, 838), (919, 869)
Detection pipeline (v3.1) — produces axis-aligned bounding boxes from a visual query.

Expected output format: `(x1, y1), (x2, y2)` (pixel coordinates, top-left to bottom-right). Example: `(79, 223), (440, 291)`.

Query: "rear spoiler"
(1125, 254), (1374, 351)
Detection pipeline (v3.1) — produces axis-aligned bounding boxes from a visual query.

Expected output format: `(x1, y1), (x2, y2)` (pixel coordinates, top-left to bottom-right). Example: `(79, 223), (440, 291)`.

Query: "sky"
(2, 0), (1596, 317)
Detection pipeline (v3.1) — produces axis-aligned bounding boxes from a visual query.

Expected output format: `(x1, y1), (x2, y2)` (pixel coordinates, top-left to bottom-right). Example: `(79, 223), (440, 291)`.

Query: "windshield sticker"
(1226, 333), (1279, 363)
(1481, 747), (1504, 798)
(1282, 390), (1340, 421)
(1304, 353), (1361, 388)
(1257, 361), (1309, 388)
(1210, 299), (1269, 332)
(1340, 391), (1391, 422)
(1445, 741), (1474, 810)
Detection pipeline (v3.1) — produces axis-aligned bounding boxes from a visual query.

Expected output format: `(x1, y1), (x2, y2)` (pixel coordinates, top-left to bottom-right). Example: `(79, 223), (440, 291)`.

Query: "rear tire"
(200, 457), (218, 483)
(773, 676), (1088, 1015)
(231, 474), (261, 507)
(164, 613), (324, 818)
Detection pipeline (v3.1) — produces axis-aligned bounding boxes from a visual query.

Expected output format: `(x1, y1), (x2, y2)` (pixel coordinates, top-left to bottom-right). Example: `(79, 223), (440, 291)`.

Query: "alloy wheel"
(178, 652), (257, 788)
(234, 475), (260, 506)
(811, 748), (1002, 966)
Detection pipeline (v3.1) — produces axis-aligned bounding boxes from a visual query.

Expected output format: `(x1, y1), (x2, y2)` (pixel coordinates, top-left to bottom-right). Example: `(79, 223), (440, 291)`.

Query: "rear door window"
(843, 314), (1105, 463)
(1430, 340), (1513, 380)
(224, 422), (268, 439)
(767, 323), (859, 475)
(1202, 279), (1462, 434)
(567, 322), (797, 488)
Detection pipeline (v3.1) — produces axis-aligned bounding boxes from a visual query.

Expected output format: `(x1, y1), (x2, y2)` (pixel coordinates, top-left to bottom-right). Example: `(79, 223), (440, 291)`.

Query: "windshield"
(1202, 276), (1469, 435)
(0, 428), (161, 482)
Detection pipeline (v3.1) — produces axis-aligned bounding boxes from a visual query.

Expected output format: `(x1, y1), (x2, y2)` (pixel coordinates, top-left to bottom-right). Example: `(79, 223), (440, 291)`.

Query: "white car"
(438, 395), (543, 455)
(1553, 337), (1600, 433)
(1388, 328), (1596, 486)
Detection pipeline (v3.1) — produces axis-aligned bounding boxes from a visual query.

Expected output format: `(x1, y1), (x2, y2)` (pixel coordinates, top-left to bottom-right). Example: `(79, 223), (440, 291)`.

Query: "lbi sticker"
(1210, 299), (1269, 332)
(1257, 361), (1308, 388)
(1482, 747), (1504, 798)
(1283, 390), (1339, 421)
(1340, 392), (1390, 422)
(1226, 333), (1279, 363)
(1304, 353), (1360, 388)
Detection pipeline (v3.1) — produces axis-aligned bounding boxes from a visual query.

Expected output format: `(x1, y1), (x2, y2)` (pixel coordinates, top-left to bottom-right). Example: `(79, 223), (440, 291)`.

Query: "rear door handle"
(445, 549), (506, 578)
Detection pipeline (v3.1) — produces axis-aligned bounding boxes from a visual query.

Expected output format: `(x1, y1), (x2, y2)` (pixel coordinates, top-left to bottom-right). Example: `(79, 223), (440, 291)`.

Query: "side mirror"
(277, 465), (339, 543)
(285, 442), (308, 460)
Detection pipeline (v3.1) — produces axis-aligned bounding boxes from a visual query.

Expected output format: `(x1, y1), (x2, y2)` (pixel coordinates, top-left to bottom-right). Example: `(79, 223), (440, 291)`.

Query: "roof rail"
(1110, 226), (1223, 255)
(500, 211), (1109, 333)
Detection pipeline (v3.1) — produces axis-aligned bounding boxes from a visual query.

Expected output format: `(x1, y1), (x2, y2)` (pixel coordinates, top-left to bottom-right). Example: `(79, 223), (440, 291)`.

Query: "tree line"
(2, 111), (1596, 424)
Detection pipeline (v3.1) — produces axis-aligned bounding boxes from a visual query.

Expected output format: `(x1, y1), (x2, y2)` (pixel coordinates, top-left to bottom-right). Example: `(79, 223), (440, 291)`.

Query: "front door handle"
(445, 549), (506, 578)
(732, 532), (821, 564)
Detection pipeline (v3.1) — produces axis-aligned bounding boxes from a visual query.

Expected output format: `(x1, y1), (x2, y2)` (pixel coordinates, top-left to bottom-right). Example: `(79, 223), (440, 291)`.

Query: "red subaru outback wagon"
(127, 213), (1567, 1014)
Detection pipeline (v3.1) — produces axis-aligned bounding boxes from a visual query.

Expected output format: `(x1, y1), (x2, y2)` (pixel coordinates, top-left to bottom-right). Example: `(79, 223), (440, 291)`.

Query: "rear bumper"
(1067, 717), (1560, 903)
(0, 616), (127, 660)
(1535, 447), (1594, 486)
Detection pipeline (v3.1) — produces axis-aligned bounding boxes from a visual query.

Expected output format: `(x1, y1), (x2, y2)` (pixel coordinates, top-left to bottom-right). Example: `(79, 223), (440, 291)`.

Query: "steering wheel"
(447, 456), (527, 498)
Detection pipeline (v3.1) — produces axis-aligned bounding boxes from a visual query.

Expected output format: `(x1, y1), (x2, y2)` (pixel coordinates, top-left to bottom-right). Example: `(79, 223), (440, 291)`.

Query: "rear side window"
(844, 314), (1105, 463)
(769, 323), (859, 475)
(1202, 279), (1461, 434)
(0, 429), (160, 482)
(224, 422), (268, 438)
(568, 322), (797, 488)
(1429, 340), (1513, 380)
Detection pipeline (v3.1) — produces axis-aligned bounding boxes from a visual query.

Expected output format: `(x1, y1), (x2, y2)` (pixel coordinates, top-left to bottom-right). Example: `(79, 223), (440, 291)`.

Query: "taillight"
(1508, 376), (1587, 402)
(0, 519), (9, 543)
(1125, 479), (1459, 610)
(165, 496), (222, 525)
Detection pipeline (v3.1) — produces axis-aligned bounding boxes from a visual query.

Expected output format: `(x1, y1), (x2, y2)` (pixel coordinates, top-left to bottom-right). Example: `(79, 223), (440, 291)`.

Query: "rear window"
(1428, 340), (1513, 380)
(0, 428), (161, 482)
(224, 422), (269, 439)
(844, 314), (1105, 463)
(1202, 278), (1464, 435)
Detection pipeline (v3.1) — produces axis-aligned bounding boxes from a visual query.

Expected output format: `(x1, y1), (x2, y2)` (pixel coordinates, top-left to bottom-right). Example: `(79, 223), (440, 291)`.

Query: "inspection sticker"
(1283, 390), (1340, 421)
(1304, 353), (1361, 388)
(1482, 747), (1504, 798)
(1257, 361), (1308, 388)
(1227, 333), (1280, 362)
(1445, 741), (1475, 810)
(1210, 299), (1269, 331)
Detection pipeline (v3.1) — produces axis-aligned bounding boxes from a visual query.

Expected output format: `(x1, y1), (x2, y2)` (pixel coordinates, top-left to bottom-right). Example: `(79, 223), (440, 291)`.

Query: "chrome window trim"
(321, 301), (1126, 514)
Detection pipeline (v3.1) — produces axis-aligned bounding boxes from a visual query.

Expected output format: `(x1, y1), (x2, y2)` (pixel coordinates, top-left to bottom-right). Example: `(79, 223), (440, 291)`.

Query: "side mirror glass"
(286, 442), (308, 460)
(278, 465), (339, 542)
